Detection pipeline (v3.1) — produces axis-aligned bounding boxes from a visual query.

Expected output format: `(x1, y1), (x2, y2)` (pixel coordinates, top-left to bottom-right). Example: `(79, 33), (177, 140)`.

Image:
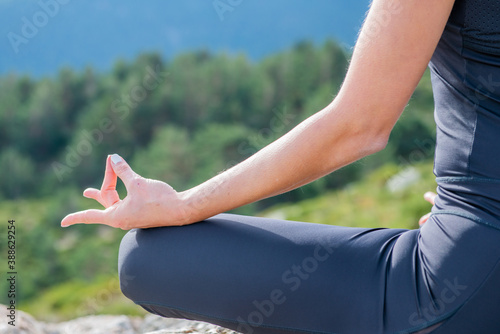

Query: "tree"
(0, 148), (36, 198)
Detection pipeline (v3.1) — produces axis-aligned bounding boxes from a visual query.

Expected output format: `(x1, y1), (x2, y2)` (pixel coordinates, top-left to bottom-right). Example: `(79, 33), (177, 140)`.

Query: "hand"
(61, 154), (189, 230)
(418, 191), (437, 226)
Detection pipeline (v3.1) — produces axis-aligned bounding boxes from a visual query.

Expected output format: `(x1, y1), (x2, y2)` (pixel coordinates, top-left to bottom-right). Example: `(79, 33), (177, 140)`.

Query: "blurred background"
(0, 0), (438, 322)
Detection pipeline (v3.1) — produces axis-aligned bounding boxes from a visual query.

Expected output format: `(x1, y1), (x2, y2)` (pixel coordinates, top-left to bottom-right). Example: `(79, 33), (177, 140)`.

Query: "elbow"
(354, 135), (388, 159)
(357, 112), (395, 156)
(319, 102), (396, 166)
(353, 122), (391, 157)
(368, 133), (390, 154)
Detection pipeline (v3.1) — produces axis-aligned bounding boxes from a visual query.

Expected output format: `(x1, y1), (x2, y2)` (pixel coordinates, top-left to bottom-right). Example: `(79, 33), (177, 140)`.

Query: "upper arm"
(333, 0), (456, 141)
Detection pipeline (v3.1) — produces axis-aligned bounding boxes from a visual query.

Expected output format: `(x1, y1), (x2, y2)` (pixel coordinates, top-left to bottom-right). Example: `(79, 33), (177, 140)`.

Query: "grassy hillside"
(261, 161), (436, 230)
(19, 275), (145, 322)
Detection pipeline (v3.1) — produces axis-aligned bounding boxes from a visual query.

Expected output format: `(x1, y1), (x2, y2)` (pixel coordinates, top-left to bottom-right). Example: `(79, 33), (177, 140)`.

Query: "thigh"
(118, 213), (500, 333)
(118, 213), (410, 334)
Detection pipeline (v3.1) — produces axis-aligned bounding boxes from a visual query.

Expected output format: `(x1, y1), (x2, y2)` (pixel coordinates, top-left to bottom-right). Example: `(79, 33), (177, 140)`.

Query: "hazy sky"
(1, 1), (370, 76)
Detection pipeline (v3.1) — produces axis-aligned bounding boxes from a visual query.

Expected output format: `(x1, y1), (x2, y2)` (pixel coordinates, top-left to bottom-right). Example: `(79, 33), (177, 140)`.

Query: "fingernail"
(111, 154), (123, 165)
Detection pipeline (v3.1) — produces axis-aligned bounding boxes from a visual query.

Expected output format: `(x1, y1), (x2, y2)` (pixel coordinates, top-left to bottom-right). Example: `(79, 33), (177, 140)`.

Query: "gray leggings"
(118, 213), (500, 334)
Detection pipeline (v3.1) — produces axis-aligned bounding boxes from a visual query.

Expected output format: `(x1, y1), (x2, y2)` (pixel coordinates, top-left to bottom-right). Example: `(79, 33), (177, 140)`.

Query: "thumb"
(419, 212), (431, 226)
(110, 154), (138, 189)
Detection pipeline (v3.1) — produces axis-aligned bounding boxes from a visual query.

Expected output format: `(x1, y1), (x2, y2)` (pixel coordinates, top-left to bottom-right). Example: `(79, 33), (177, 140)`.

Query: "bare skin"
(61, 0), (456, 230)
(419, 191), (437, 226)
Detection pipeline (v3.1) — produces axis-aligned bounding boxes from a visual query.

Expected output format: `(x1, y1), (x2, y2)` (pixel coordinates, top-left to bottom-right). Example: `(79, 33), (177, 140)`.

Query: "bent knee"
(118, 229), (142, 301)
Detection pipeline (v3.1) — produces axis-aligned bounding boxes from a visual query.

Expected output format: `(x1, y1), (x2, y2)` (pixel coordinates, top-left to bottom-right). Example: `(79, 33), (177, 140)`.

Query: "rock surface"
(0, 306), (238, 334)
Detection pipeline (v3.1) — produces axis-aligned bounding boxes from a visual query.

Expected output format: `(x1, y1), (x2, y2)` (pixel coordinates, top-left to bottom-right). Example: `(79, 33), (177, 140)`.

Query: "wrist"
(177, 188), (204, 225)
(178, 179), (224, 224)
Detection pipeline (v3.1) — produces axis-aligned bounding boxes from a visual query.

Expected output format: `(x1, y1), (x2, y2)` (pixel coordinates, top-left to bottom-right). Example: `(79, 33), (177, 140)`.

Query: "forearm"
(178, 100), (386, 224)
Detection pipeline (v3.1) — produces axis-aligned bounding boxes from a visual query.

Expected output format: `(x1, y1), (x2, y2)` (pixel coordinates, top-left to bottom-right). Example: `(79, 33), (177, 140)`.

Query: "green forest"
(0, 39), (438, 320)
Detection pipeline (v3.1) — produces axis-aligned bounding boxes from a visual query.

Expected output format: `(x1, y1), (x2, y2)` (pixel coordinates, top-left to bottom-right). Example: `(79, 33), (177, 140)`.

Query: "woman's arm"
(61, 0), (455, 229)
(178, 0), (455, 223)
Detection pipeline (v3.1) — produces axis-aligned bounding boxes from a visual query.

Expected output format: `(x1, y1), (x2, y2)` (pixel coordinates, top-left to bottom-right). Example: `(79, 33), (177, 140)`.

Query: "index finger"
(101, 155), (118, 191)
